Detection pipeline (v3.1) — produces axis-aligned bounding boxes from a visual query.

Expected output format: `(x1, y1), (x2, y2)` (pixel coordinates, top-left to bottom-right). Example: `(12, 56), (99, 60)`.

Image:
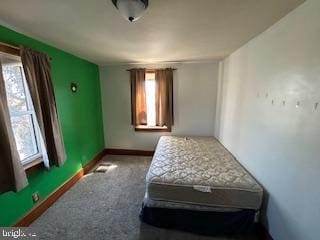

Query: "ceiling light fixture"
(111, 0), (148, 22)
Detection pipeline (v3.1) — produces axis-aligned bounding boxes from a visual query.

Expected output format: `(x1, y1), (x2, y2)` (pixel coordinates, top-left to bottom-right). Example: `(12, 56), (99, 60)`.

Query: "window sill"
(24, 157), (44, 175)
(135, 125), (171, 132)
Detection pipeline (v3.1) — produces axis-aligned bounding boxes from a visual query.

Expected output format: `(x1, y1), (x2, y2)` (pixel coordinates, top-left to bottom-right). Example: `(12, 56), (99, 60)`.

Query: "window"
(1, 54), (42, 165)
(132, 68), (173, 132)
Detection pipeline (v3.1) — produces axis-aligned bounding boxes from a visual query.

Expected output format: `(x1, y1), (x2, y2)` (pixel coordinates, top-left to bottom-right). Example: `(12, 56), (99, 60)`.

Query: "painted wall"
(100, 62), (218, 150)
(0, 25), (105, 226)
(215, 1), (320, 239)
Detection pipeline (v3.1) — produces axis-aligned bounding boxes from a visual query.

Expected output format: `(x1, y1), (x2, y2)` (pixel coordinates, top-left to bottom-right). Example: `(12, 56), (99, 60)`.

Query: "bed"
(140, 136), (263, 235)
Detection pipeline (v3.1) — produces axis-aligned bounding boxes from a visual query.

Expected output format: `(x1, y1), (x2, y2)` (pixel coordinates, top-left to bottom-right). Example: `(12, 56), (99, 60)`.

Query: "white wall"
(100, 62), (219, 150)
(215, 1), (320, 239)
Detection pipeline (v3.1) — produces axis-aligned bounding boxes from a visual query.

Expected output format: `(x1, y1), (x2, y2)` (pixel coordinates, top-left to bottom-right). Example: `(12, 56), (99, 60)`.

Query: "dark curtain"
(130, 68), (147, 125)
(20, 47), (66, 167)
(155, 68), (174, 128)
(0, 59), (28, 193)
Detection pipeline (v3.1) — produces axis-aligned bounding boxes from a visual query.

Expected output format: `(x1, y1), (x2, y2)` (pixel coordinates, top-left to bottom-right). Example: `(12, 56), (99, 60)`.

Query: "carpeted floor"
(31, 155), (260, 240)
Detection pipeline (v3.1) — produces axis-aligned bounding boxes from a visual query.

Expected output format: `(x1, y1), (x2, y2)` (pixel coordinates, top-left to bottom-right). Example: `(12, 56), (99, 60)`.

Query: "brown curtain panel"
(20, 47), (66, 167)
(130, 68), (147, 125)
(155, 68), (174, 128)
(0, 60), (28, 193)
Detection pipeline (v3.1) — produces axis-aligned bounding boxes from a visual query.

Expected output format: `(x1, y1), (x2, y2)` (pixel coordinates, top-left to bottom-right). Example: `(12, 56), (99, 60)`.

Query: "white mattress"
(146, 136), (263, 210)
(143, 193), (241, 212)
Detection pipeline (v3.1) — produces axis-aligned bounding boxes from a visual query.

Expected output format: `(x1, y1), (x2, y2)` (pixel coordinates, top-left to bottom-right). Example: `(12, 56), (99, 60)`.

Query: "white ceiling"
(0, 0), (304, 65)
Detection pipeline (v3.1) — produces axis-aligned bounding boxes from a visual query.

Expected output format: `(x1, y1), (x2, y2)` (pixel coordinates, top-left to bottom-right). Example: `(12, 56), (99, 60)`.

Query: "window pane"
(2, 65), (28, 112)
(11, 114), (39, 160)
(1, 55), (41, 164)
(145, 73), (156, 126)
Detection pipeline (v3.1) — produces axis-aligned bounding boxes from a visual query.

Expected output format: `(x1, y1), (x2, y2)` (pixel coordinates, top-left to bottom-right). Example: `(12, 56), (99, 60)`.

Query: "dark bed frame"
(140, 203), (258, 236)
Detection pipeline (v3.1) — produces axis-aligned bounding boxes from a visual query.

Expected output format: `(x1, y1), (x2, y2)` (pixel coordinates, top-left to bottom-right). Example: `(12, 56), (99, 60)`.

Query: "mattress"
(146, 136), (263, 210)
(143, 193), (241, 212)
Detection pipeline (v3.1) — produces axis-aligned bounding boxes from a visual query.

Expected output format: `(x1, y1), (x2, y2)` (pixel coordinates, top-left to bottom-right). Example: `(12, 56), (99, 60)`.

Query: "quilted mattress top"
(146, 136), (263, 209)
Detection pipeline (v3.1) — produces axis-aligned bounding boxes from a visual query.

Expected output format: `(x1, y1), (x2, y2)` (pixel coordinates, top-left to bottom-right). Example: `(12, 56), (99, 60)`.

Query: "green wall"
(0, 25), (105, 226)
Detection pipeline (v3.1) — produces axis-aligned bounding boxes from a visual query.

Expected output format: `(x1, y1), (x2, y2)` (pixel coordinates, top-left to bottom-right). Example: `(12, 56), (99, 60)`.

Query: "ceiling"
(0, 0), (304, 65)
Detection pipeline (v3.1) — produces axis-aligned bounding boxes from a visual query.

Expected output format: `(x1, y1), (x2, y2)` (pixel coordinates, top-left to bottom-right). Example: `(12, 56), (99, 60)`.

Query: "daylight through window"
(1, 55), (42, 165)
(145, 72), (156, 126)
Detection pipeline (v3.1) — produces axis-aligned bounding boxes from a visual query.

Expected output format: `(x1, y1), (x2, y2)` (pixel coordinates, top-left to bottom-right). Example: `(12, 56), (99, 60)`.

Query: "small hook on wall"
(296, 101), (300, 108)
(315, 102), (319, 110)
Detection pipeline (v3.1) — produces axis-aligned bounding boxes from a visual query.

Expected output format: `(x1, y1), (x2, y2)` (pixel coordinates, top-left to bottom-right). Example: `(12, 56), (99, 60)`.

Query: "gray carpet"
(31, 155), (260, 240)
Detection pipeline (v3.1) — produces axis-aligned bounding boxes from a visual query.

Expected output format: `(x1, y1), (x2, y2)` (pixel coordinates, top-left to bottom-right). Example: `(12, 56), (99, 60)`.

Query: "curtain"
(20, 47), (66, 167)
(0, 60), (28, 194)
(130, 68), (147, 125)
(155, 68), (174, 128)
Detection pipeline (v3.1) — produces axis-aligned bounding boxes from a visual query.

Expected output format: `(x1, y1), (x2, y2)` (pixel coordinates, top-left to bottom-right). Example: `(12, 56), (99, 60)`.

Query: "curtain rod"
(126, 68), (177, 71)
(0, 42), (52, 60)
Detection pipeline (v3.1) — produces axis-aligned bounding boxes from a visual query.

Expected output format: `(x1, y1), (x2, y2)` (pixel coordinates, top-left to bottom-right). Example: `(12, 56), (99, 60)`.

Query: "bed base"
(140, 203), (257, 236)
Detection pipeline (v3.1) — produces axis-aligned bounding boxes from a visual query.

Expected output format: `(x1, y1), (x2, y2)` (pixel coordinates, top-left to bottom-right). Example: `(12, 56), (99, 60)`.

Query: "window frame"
(1, 47), (44, 168)
(135, 125), (171, 132)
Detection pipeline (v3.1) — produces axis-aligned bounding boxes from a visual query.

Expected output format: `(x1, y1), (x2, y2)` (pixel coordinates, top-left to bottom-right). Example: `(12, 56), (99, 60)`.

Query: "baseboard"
(14, 169), (84, 227)
(14, 149), (107, 227)
(83, 149), (108, 174)
(105, 148), (154, 156)
(13, 148), (154, 226)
